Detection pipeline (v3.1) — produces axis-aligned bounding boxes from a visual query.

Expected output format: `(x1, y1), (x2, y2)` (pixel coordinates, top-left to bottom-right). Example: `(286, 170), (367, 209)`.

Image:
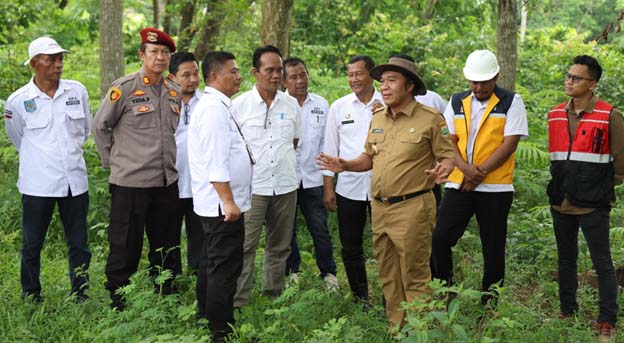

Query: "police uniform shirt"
(92, 67), (181, 188)
(188, 86), (252, 217)
(176, 89), (203, 198)
(286, 91), (329, 189)
(364, 99), (455, 198)
(4, 78), (91, 197)
(322, 90), (383, 201)
(442, 92), (529, 192)
(415, 90), (447, 113)
(233, 85), (302, 196)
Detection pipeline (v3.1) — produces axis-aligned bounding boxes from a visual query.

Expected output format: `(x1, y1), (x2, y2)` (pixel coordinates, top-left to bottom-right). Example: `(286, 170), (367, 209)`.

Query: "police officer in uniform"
(92, 28), (182, 310)
(318, 57), (455, 328)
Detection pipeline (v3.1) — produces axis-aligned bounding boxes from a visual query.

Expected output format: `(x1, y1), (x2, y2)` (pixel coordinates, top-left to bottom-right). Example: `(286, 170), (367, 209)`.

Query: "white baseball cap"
(463, 49), (500, 82)
(24, 36), (70, 66)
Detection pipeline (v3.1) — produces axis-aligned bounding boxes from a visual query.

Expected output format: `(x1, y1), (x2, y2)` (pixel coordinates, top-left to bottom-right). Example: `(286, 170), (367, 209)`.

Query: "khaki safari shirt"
(364, 99), (454, 198)
(552, 94), (624, 215)
(92, 67), (181, 188)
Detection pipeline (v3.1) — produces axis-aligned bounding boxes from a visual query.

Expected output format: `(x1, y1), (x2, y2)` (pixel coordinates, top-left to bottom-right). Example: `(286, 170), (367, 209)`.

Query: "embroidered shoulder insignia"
(109, 87), (122, 102)
(4, 109), (13, 119)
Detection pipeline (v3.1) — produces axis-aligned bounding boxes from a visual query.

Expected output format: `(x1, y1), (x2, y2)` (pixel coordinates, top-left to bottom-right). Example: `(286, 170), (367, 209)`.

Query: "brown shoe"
(596, 321), (615, 342)
(557, 312), (574, 320)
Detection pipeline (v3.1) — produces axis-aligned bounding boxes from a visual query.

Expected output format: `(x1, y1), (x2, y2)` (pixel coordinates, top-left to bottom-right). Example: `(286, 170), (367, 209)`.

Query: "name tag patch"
(65, 97), (80, 106)
(341, 120), (354, 125)
(372, 128), (383, 133)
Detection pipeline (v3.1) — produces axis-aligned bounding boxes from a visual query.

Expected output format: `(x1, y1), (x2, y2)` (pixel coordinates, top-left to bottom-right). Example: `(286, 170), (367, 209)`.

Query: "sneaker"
(597, 321), (615, 342)
(324, 273), (340, 291)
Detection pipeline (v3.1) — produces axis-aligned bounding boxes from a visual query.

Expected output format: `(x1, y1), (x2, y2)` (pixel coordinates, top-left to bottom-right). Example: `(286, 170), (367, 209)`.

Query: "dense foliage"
(2, 0), (624, 342)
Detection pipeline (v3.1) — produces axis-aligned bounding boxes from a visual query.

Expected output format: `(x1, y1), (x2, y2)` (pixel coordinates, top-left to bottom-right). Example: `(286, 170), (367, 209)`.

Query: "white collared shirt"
(322, 90), (383, 201)
(443, 92), (529, 192)
(4, 78), (91, 197)
(233, 85), (302, 196)
(287, 92), (329, 189)
(175, 89), (203, 198)
(416, 90), (447, 113)
(188, 86), (253, 217)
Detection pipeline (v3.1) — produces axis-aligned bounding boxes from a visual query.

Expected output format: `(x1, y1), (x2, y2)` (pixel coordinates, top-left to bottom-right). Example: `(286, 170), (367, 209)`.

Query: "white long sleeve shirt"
(4, 78), (91, 197)
(233, 85), (302, 196)
(322, 90), (383, 201)
(188, 86), (253, 217)
(175, 89), (203, 198)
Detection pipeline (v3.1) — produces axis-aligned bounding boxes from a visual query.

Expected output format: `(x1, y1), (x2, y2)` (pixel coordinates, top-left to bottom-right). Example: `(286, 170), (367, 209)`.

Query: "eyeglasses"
(565, 73), (594, 83)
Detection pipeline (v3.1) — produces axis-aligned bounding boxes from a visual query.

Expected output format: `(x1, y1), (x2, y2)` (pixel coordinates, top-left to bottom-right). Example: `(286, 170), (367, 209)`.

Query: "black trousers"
(431, 189), (513, 293)
(173, 198), (203, 271)
(336, 193), (370, 299)
(552, 207), (618, 325)
(105, 183), (182, 293)
(197, 213), (244, 335)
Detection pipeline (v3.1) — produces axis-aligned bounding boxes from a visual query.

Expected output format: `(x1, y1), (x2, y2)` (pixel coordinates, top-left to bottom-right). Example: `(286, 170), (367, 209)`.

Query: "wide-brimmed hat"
(24, 36), (70, 66)
(369, 57), (427, 95)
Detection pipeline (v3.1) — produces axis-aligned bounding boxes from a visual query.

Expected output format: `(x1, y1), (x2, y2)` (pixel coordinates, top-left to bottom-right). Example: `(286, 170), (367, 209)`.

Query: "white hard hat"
(463, 50), (500, 82)
(24, 36), (70, 66)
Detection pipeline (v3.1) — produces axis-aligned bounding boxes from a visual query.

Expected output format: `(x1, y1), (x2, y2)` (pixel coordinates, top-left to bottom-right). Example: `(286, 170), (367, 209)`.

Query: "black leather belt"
(374, 189), (431, 205)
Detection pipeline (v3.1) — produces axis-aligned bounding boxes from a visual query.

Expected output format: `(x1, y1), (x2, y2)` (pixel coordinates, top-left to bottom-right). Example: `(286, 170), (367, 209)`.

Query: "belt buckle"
(380, 197), (390, 204)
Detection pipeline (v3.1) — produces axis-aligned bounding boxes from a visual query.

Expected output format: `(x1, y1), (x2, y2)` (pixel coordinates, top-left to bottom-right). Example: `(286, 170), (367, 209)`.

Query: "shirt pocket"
(398, 131), (427, 159)
(279, 115), (295, 140)
(131, 104), (157, 129)
(244, 118), (265, 140)
(367, 131), (386, 156)
(24, 112), (50, 134)
(66, 110), (87, 138)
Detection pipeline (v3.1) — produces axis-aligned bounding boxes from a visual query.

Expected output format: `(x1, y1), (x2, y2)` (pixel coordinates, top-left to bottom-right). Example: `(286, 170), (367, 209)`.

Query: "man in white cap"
(4, 36), (92, 302)
(431, 49), (528, 305)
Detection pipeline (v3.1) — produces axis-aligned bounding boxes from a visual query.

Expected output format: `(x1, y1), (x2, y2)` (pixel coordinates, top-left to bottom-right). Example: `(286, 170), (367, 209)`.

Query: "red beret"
(139, 27), (176, 52)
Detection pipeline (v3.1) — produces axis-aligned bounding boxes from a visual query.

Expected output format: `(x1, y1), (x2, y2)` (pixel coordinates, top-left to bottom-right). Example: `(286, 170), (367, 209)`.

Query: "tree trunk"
(424, 0), (438, 20)
(177, 0), (197, 52)
(260, 0), (294, 58)
(520, 0), (527, 43)
(496, 0), (518, 91)
(153, 0), (160, 27)
(194, 0), (225, 62)
(162, 0), (172, 33)
(99, 0), (124, 98)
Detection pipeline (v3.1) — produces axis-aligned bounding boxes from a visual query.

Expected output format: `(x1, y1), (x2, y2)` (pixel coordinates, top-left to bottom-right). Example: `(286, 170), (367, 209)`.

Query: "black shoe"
(74, 293), (89, 304)
(110, 293), (125, 311)
(23, 292), (43, 303)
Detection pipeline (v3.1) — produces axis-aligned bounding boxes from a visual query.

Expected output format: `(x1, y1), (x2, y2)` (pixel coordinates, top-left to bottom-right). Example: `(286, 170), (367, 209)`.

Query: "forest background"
(2, 0), (624, 342)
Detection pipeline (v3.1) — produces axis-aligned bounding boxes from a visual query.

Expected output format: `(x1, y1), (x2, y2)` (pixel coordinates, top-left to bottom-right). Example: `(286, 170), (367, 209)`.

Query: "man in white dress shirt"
(281, 57), (338, 289)
(188, 51), (250, 343)
(323, 55), (383, 304)
(168, 52), (203, 274)
(4, 36), (91, 302)
(232, 46), (302, 307)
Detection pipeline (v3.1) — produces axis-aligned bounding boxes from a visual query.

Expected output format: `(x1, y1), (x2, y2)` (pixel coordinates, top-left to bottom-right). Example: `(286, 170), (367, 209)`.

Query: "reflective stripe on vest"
(547, 100), (612, 163)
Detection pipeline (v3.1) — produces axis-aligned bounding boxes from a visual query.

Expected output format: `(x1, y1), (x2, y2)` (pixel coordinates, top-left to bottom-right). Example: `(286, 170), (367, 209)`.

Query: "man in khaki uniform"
(92, 27), (182, 310)
(318, 57), (455, 328)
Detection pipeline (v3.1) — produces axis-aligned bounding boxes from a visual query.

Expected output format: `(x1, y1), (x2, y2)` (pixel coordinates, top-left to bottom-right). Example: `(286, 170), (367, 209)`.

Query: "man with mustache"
(92, 28), (182, 310)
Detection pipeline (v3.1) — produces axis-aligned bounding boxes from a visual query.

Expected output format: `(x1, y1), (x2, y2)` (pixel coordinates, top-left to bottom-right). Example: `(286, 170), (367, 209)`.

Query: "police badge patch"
(109, 87), (122, 102)
(24, 100), (37, 113)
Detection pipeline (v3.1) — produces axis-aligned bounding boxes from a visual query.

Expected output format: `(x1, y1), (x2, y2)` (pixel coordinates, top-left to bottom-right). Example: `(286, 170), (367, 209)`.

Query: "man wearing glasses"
(168, 52), (203, 274)
(431, 49), (528, 305)
(92, 28), (182, 310)
(547, 55), (623, 341)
